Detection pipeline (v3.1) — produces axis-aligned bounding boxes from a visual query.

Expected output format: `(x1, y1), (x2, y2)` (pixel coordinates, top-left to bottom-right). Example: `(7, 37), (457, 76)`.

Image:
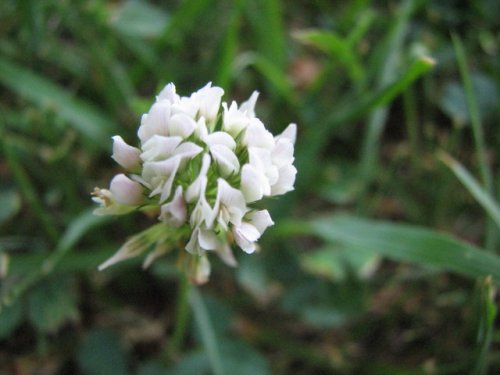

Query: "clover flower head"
(92, 82), (297, 283)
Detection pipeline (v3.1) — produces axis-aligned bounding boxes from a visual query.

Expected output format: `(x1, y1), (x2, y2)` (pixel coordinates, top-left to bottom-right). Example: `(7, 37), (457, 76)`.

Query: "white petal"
(248, 209), (274, 234)
(205, 131), (236, 149)
(141, 135), (183, 161)
(109, 174), (143, 206)
(233, 223), (260, 254)
(168, 113), (197, 138)
(239, 91), (259, 117)
(240, 164), (264, 202)
(243, 119), (275, 149)
(222, 101), (250, 136)
(211, 178), (247, 228)
(173, 141), (203, 160)
(272, 138), (295, 168)
(198, 228), (220, 250)
(112, 136), (141, 171)
(275, 123), (297, 144)
(138, 101), (171, 143)
(186, 154), (211, 203)
(271, 164), (297, 196)
(192, 82), (224, 124)
(216, 244), (237, 267)
(157, 83), (179, 103)
(185, 227), (219, 254)
(248, 147), (279, 186)
(210, 145), (240, 177)
(159, 186), (187, 227)
(189, 179), (213, 227)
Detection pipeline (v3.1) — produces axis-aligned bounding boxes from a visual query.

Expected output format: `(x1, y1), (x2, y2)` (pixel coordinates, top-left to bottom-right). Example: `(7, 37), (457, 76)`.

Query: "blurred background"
(1, 0), (499, 374)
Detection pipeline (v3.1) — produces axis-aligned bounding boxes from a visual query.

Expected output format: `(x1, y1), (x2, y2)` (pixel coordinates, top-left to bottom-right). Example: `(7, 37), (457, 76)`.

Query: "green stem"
(189, 286), (225, 375)
(166, 273), (190, 359)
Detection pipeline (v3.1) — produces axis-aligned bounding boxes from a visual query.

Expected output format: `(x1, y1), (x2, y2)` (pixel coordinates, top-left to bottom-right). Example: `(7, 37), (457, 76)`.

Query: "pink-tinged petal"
(112, 136), (141, 171)
(275, 123), (297, 144)
(138, 101), (171, 143)
(91, 187), (135, 216)
(140, 135), (183, 161)
(159, 186), (187, 227)
(109, 174), (144, 206)
(240, 164), (264, 203)
(169, 113), (197, 138)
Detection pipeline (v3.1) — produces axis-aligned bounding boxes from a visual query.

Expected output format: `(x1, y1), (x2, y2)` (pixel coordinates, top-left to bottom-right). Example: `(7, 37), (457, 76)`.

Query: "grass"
(0, 0), (499, 374)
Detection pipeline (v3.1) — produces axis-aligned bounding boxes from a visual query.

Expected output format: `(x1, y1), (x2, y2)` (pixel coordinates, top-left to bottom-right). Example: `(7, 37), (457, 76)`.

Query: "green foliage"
(0, 0), (499, 373)
(77, 329), (128, 375)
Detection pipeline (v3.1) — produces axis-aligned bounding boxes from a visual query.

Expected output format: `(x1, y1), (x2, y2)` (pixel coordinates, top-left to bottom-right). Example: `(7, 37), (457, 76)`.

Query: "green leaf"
(438, 151), (500, 228)
(294, 29), (364, 83)
(78, 329), (128, 375)
(0, 188), (21, 225)
(0, 297), (23, 338)
(301, 245), (380, 282)
(0, 57), (117, 149)
(27, 276), (79, 333)
(305, 215), (500, 283)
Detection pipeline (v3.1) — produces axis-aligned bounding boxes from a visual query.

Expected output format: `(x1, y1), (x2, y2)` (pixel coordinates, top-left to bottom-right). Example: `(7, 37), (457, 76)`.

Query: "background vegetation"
(1, 0), (499, 374)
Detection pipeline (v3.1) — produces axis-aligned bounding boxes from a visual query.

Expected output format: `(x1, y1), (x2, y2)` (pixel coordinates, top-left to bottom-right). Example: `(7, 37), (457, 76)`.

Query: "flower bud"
(112, 136), (141, 171)
(110, 174), (144, 206)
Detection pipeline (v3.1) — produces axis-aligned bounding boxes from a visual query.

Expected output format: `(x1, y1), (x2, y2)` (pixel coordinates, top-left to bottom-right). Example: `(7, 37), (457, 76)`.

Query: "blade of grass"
(276, 215), (500, 283)
(0, 57), (117, 149)
(189, 287), (225, 375)
(1, 210), (112, 309)
(473, 277), (497, 375)
(438, 151), (500, 228)
(214, 0), (243, 90)
(244, 0), (285, 70)
(234, 52), (296, 104)
(357, 0), (418, 208)
(296, 55), (435, 191)
(452, 34), (493, 192)
(293, 29), (365, 85)
(0, 123), (59, 244)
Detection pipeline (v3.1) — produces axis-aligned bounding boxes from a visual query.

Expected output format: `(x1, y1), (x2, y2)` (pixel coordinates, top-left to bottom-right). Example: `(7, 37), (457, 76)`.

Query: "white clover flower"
(92, 82), (297, 283)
